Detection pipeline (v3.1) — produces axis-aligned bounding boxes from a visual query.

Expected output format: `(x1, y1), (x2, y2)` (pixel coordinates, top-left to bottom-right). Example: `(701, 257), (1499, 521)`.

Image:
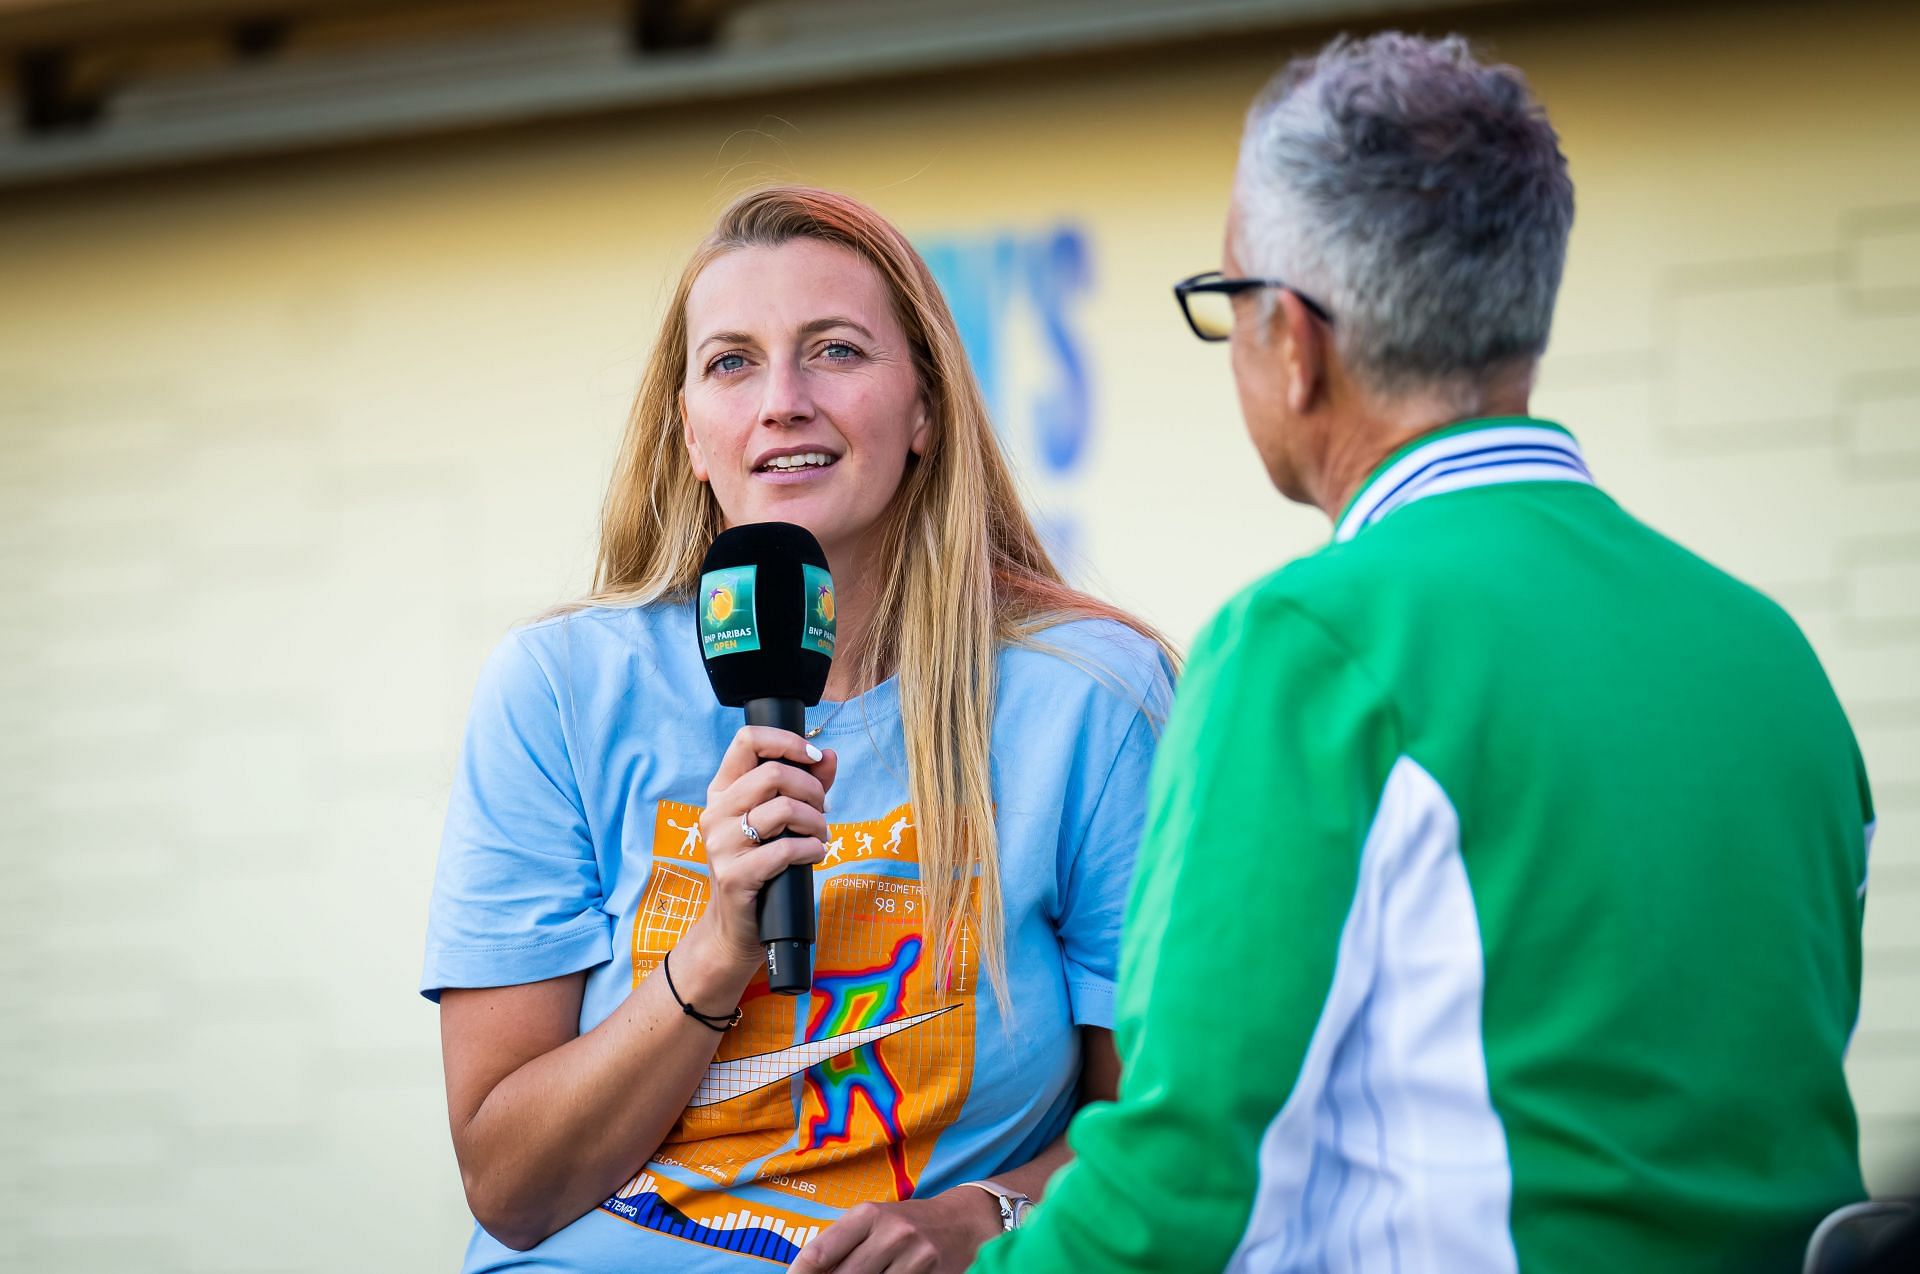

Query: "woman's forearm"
(446, 921), (758, 1250)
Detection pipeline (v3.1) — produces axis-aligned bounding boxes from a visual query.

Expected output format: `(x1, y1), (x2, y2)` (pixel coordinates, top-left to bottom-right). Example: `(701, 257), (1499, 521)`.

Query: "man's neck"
(1312, 372), (1534, 522)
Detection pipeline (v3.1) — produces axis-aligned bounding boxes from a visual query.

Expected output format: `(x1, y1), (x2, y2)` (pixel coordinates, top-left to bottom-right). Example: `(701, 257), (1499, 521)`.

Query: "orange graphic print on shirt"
(600, 800), (977, 1263)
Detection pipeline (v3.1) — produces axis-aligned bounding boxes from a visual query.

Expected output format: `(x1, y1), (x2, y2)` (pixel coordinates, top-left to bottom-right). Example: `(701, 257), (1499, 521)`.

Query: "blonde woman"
(422, 186), (1173, 1273)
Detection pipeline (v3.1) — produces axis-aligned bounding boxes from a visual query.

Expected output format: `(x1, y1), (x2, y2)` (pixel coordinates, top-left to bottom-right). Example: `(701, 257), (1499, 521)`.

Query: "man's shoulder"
(1199, 542), (1398, 647)
(1188, 511), (1535, 681)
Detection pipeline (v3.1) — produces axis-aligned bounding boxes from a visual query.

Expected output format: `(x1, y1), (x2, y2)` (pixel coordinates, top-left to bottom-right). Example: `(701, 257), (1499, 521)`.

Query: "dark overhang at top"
(0, 0), (1556, 190)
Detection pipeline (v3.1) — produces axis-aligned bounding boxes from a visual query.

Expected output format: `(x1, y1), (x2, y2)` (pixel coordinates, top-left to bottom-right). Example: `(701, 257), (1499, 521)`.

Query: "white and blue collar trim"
(1333, 421), (1593, 543)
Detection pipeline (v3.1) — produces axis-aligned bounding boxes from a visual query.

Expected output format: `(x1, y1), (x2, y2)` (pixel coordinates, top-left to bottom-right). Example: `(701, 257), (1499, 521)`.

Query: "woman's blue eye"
(822, 342), (859, 360)
(710, 353), (747, 374)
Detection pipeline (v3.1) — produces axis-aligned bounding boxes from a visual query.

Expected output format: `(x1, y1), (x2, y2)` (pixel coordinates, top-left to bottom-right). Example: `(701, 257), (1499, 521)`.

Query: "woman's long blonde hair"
(580, 185), (1170, 1003)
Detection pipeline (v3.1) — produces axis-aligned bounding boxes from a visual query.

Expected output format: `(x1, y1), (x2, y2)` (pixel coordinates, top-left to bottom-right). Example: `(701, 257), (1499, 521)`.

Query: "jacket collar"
(1333, 417), (1593, 544)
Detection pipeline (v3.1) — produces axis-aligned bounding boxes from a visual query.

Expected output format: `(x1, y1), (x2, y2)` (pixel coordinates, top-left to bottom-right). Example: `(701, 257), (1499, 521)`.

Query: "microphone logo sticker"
(699, 565), (761, 658)
(802, 564), (837, 657)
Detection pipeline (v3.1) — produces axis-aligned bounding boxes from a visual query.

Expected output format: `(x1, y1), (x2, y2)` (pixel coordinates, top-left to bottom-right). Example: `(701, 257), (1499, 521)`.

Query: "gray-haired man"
(975, 32), (1870, 1274)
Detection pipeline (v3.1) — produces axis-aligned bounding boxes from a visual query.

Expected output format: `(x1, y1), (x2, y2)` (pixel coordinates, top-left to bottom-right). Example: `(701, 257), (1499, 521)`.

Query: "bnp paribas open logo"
(802, 564), (836, 657)
(699, 565), (760, 658)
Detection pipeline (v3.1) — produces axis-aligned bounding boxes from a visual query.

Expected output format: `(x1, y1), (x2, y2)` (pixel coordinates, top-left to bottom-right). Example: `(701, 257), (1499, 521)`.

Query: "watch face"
(1009, 1197), (1035, 1228)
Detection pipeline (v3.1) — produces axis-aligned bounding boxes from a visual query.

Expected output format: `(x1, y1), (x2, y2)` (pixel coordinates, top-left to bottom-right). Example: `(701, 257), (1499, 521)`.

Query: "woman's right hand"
(689, 726), (839, 968)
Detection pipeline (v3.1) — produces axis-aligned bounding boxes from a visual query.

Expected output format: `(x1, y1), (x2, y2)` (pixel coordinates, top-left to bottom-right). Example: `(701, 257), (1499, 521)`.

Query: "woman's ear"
(908, 395), (933, 457)
(680, 390), (710, 482)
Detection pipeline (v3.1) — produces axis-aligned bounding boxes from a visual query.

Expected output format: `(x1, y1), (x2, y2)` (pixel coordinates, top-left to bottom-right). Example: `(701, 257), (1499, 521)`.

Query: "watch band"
(958, 1179), (1033, 1231)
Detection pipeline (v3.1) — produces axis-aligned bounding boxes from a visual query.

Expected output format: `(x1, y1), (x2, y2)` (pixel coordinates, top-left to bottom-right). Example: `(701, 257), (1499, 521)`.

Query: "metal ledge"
(1, 0), (1539, 189)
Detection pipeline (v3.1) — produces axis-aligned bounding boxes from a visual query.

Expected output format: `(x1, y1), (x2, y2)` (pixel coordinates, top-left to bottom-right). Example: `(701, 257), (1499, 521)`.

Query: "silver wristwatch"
(959, 1179), (1034, 1231)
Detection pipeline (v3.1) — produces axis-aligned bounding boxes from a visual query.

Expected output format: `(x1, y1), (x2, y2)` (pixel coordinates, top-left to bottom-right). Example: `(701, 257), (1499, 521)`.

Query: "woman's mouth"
(754, 451), (840, 475)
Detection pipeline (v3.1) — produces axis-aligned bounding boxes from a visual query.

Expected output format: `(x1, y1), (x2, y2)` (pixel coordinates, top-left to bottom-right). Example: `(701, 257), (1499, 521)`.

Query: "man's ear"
(680, 390), (710, 482)
(1277, 290), (1328, 416)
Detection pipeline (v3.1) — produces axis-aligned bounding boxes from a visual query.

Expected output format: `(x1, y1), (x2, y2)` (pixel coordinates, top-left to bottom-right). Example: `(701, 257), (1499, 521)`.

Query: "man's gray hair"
(1236, 32), (1574, 397)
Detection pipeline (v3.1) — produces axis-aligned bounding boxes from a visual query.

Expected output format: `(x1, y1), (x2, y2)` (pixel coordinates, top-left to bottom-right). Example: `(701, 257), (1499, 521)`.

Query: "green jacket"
(975, 418), (1870, 1274)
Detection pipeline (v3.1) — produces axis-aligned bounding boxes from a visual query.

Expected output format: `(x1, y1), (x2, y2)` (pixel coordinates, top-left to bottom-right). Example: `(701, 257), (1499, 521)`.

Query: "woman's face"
(681, 238), (931, 571)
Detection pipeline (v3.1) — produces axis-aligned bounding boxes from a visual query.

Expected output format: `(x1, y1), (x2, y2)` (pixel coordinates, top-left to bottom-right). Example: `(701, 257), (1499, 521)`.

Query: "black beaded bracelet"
(662, 949), (742, 1031)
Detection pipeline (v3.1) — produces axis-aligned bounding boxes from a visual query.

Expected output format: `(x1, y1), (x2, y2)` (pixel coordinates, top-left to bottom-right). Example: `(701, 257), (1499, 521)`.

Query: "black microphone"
(695, 522), (836, 995)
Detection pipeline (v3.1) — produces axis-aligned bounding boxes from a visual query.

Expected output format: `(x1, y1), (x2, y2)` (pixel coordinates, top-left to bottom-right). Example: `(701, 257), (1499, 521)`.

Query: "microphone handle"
(744, 696), (816, 994)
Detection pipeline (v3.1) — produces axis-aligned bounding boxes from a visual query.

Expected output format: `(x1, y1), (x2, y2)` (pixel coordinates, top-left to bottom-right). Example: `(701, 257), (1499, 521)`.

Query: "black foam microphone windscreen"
(695, 521), (836, 993)
(696, 522), (834, 708)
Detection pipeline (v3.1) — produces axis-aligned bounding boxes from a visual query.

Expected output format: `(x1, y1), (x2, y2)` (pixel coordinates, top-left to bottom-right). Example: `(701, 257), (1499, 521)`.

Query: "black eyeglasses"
(1173, 271), (1334, 342)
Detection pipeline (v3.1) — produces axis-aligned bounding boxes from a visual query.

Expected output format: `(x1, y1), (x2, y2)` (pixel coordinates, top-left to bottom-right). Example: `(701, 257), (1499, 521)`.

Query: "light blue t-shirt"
(421, 601), (1170, 1272)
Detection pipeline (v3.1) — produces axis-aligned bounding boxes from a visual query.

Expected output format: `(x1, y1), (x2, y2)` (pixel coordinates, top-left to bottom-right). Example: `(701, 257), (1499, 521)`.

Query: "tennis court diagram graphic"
(600, 800), (977, 1263)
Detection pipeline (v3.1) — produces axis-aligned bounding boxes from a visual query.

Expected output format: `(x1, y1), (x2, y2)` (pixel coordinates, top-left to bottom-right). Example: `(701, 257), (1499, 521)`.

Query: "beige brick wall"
(2, 2), (1915, 1267)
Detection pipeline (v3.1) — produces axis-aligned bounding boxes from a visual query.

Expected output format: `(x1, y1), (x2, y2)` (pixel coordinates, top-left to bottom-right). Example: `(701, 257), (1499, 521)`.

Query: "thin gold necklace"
(805, 697), (851, 740)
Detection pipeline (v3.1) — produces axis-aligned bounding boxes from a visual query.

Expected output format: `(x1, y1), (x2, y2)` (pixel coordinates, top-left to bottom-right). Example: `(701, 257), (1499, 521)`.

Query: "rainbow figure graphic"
(802, 934), (923, 1199)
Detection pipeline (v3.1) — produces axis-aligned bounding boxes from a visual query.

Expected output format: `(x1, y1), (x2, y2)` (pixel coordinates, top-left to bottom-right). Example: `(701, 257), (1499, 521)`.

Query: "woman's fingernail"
(805, 743), (823, 763)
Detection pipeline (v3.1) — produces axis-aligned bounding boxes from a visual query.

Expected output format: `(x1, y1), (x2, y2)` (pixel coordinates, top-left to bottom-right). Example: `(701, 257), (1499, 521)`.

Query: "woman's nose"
(758, 358), (815, 427)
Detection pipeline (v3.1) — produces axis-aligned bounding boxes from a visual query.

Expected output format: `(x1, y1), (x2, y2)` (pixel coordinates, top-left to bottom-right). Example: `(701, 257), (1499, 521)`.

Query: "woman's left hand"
(788, 1188), (1003, 1273)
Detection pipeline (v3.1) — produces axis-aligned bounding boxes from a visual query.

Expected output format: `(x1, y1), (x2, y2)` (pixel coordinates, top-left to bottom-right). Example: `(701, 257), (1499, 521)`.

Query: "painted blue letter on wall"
(1026, 227), (1092, 475)
(919, 225), (1095, 566)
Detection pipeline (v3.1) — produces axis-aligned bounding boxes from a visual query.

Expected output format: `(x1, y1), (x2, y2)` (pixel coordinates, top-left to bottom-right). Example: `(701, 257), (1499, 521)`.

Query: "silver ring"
(740, 813), (763, 845)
